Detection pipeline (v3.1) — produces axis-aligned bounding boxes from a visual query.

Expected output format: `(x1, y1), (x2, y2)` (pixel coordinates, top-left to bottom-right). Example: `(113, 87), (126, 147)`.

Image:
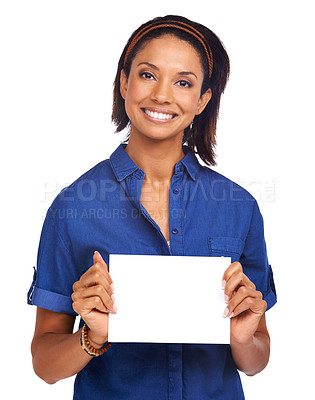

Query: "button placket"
(169, 168), (184, 255)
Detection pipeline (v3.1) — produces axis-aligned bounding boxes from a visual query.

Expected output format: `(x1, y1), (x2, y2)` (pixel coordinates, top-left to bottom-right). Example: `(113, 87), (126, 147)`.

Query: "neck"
(125, 132), (185, 184)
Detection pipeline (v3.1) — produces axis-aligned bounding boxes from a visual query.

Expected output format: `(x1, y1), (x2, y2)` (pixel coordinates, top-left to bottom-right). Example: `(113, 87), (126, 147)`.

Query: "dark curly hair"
(112, 15), (230, 166)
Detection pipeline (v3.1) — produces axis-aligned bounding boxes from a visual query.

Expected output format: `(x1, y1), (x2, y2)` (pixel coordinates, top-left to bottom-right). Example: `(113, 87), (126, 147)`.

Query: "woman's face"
(120, 34), (211, 143)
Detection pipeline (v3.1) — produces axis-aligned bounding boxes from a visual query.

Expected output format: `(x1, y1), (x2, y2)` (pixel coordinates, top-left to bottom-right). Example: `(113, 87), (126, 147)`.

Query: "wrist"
(87, 329), (108, 349)
(80, 324), (111, 357)
(230, 333), (255, 348)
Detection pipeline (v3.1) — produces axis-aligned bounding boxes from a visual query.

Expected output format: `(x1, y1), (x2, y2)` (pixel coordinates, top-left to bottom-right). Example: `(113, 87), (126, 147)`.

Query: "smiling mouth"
(142, 108), (177, 121)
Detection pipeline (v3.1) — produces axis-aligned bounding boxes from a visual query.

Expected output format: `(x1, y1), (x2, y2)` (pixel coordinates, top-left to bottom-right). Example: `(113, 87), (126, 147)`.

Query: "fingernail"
(110, 283), (115, 292)
(113, 304), (118, 312)
(229, 312), (234, 319)
(224, 294), (229, 304)
(222, 280), (226, 290)
(94, 250), (101, 256)
(223, 307), (229, 318)
(111, 293), (116, 303)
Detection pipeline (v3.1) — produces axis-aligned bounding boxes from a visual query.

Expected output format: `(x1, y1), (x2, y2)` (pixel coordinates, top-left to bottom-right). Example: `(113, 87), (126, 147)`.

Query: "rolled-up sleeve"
(241, 202), (277, 311)
(27, 206), (80, 315)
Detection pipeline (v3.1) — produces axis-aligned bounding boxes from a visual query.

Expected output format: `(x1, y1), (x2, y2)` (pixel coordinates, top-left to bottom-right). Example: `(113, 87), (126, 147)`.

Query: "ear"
(120, 69), (128, 100)
(196, 89), (212, 115)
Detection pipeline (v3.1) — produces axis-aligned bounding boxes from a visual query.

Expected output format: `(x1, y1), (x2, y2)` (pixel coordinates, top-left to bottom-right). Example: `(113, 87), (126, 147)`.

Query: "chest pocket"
(208, 237), (244, 263)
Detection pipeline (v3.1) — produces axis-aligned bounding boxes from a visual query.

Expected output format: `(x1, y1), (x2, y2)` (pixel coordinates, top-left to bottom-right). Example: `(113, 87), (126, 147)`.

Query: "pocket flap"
(208, 237), (244, 256)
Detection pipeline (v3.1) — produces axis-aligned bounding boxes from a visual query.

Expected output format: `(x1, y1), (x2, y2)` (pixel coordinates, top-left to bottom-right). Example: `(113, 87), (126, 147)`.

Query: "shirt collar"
(110, 143), (143, 182)
(180, 146), (201, 181)
(110, 143), (201, 182)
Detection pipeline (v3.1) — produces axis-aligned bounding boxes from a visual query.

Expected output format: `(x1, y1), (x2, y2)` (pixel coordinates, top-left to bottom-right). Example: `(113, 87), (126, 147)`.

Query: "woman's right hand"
(72, 251), (116, 347)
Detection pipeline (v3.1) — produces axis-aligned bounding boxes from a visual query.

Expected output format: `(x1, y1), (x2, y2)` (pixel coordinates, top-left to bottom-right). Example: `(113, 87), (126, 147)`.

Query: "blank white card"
(108, 254), (230, 344)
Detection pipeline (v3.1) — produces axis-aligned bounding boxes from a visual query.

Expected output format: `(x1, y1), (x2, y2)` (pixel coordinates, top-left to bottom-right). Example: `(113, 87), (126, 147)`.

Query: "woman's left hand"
(222, 262), (267, 345)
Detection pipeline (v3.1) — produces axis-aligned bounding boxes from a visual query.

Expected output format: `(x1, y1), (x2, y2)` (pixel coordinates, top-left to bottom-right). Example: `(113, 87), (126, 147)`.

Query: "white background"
(1, 0), (314, 398)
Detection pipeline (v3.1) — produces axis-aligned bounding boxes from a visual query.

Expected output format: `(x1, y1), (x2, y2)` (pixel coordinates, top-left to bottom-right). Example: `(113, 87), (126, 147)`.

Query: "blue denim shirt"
(28, 144), (276, 400)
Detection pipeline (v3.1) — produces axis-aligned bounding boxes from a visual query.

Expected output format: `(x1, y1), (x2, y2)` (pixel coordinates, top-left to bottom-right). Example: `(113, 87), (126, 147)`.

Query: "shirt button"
(171, 228), (178, 235)
(173, 188), (179, 194)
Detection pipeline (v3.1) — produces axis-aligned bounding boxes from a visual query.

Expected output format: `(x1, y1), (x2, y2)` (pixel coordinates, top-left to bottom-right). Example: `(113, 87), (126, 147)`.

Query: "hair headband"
(123, 20), (213, 80)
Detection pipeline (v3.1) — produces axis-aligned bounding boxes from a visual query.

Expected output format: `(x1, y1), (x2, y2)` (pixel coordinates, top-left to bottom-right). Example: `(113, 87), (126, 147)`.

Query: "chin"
(140, 130), (182, 142)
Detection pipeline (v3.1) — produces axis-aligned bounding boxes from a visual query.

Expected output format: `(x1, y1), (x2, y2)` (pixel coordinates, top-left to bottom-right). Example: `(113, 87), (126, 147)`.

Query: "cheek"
(179, 92), (202, 113)
(124, 81), (146, 120)
(125, 79), (146, 103)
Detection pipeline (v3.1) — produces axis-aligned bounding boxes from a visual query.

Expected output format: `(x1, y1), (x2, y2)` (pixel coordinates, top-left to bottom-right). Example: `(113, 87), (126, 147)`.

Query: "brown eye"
(140, 72), (155, 80)
(175, 80), (192, 88)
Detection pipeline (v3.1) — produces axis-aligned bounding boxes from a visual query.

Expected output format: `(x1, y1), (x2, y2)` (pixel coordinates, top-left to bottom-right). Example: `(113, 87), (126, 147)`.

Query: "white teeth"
(144, 109), (174, 120)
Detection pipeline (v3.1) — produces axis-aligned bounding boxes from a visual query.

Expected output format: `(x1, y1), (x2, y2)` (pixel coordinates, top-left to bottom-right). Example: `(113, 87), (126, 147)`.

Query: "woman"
(28, 15), (277, 399)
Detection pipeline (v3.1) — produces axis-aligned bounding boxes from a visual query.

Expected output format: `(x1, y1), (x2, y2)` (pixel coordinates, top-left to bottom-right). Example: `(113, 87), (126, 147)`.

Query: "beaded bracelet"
(80, 324), (112, 357)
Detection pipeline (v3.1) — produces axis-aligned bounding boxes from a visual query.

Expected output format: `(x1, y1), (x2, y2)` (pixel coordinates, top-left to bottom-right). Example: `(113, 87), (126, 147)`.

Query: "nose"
(151, 79), (172, 104)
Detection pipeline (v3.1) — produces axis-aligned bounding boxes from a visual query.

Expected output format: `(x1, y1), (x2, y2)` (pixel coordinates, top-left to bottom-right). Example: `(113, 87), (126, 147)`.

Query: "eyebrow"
(137, 62), (198, 79)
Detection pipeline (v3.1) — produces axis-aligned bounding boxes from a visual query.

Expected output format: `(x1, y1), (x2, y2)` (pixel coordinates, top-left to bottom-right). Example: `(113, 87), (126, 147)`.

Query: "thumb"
(93, 251), (113, 286)
(93, 250), (106, 266)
